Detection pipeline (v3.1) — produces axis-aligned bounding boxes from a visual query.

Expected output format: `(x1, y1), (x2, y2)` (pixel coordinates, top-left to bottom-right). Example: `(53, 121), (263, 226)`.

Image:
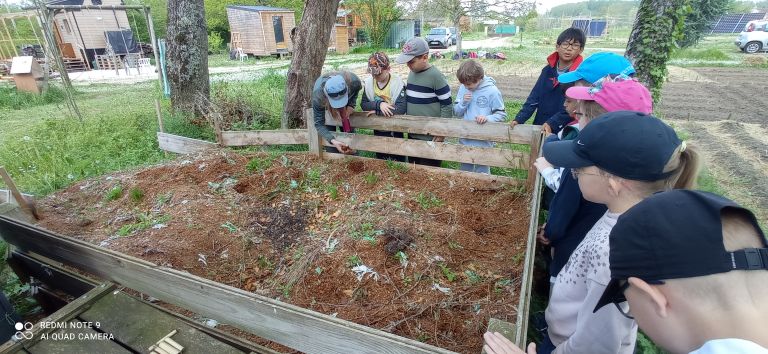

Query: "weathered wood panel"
(79, 292), (246, 354)
(323, 133), (529, 169)
(0, 217), (454, 354)
(324, 113), (539, 144)
(0, 283), (117, 353)
(157, 132), (217, 154)
(334, 24), (348, 53)
(323, 153), (524, 186)
(220, 130), (308, 146)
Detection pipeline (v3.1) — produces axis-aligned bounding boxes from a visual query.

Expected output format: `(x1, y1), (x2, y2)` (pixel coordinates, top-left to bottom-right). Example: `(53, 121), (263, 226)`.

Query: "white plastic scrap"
(198, 253), (208, 266)
(204, 319), (218, 328)
(152, 223), (167, 229)
(351, 265), (379, 282)
(431, 283), (451, 294)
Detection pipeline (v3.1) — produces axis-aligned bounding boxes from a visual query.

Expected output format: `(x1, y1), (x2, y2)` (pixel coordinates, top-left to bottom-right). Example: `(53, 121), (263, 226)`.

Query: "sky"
(535, 0), (588, 13)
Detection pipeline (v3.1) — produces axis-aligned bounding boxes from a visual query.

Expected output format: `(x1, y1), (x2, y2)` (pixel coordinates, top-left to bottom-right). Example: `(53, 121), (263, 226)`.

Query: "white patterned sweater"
(545, 211), (638, 354)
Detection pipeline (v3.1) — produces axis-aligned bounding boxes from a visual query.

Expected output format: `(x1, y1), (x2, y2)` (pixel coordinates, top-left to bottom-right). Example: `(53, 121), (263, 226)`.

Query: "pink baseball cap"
(565, 78), (652, 114)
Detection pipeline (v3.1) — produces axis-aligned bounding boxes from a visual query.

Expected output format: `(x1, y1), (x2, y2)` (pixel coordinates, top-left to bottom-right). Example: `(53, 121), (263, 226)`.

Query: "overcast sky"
(4, 0), (593, 15)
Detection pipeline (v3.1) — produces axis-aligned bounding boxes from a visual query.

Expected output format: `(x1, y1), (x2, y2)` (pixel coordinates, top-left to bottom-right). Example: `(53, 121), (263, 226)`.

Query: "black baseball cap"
(543, 111), (682, 181)
(594, 190), (768, 313)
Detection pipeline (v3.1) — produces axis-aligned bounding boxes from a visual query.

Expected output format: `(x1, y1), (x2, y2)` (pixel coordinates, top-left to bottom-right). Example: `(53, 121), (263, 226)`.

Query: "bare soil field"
(34, 151), (533, 353)
(494, 67), (768, 224)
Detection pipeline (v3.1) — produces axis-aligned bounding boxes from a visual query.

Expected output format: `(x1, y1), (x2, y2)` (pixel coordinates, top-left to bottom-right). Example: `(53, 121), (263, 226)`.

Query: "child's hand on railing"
(475, 115), (488, 124)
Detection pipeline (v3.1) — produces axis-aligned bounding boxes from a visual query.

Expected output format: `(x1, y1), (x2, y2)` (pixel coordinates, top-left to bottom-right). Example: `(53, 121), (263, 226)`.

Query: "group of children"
(310, 28), (768, 354)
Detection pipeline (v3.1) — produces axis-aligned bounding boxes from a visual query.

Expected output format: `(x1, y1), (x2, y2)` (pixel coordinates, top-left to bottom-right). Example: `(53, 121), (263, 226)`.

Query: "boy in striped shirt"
(395, 37), (453, 166)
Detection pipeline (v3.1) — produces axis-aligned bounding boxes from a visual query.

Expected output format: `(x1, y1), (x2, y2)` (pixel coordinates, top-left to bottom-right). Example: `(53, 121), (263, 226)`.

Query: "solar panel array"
(709, 13), (766, 33)
(570, 19), (607, 37)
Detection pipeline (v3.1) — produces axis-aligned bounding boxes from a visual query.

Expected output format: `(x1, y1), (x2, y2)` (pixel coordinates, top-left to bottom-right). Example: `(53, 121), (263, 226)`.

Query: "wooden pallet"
(62, 58), (87, 72)
(95, 55), (122, 71)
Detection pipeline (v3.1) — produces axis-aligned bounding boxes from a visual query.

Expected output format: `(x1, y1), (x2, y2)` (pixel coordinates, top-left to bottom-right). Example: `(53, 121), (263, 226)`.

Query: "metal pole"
(38, 2), (82, 121)
(145, 9), (162, 85)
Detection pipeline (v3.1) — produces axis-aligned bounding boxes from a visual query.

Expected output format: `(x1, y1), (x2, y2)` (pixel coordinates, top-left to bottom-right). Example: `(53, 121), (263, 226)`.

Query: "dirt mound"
(36, 151), (532, 353)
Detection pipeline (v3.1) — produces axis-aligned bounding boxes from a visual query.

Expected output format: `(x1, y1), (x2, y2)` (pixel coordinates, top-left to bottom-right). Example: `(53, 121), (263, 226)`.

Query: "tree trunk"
(166, 0), (210, 116)
(282, 0), (341, 129)
(625, 0), (685, 90)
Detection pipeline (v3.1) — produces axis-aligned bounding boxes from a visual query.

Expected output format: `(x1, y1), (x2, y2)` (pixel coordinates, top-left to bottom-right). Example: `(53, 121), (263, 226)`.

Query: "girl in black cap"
(491, 111), (701, 354)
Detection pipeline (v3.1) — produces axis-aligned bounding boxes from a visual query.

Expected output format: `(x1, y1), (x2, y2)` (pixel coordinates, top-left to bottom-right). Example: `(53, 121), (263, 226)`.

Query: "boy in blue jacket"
(510, 28), (585, 134)
(453, 59), (507, 174)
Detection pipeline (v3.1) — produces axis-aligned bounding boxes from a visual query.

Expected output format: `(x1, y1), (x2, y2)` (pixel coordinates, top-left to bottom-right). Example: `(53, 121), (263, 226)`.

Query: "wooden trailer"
(226, 5), (295, 57)
(48, 0), (136, 71)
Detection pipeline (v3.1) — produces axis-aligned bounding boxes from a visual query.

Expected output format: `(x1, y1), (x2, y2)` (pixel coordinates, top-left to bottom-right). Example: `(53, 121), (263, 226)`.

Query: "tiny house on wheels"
(226, 5), (295, 57)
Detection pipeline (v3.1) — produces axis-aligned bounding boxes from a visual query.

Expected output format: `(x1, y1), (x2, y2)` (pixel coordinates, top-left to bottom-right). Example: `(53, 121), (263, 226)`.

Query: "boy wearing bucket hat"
(593, 190), (768, 354)
(395, 37), (452, 166)
(537, 112), (700, 354)
(311, 71), (363, 154)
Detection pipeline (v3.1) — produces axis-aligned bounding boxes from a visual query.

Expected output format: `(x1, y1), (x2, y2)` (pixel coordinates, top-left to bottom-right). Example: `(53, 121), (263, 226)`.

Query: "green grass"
(0, 85), (67, 110)
(213, 72), (286, 131)
(671, 47), (730, 61)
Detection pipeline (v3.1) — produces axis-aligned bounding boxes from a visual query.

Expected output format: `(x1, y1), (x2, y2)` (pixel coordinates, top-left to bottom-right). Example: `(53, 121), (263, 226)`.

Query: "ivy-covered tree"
(346, 0), (402, 48)
(625, 0), (691, 102)
(677, 0), (731, 47)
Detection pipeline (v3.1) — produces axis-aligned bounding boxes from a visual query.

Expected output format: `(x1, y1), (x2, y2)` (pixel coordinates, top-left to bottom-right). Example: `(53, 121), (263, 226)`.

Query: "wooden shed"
(226, 5), (295, 57)
(49, 0), (134, 71)
(328, 24), (349, 54)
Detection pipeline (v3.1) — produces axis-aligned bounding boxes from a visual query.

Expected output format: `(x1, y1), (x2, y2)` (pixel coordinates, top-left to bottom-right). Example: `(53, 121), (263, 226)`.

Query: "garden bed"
(35, 151), (532, 353)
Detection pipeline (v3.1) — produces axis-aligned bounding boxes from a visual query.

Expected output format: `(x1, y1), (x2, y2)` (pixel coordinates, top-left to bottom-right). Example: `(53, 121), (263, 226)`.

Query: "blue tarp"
(571, 20), (590, 33)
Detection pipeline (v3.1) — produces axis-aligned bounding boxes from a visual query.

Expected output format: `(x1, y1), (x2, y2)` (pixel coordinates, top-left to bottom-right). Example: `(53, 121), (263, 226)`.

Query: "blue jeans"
(537, 332), (556, 354)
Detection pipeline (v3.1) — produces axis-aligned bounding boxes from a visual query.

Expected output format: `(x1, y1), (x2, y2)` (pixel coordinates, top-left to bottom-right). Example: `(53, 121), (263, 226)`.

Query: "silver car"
(735, 20), (768, 54)
(426, 27), (452, 49)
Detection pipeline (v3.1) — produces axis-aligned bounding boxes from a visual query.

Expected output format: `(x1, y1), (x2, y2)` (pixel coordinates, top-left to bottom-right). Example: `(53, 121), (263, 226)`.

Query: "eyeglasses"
(558, 42), (582, 50)
(570, 168), (602, 180)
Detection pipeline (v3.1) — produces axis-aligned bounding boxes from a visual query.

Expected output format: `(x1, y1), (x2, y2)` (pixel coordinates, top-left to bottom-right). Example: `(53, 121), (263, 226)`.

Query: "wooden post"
(0, 167), (39, 220)
(1, 19), (17, 56)
(526, 129), (543, 191)
(305, 108), (322, 157)
(145, 9), (163, 86)
(154, 99), (165, 133)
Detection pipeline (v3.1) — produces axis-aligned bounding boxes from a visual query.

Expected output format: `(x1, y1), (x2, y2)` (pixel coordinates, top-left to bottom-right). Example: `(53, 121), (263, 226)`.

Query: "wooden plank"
(157, 132), (217, 155)
(325, 113), (539, 144)
(8, 251), (278, 354)
(515, 160), (544, 346)
(323, 153), (525, 187)
(79, 291), (246, 354)
(0, 283), (116, 353)
(482, 318), (516, 354)
(323, 133), (529, 169)
(8, 251), (95, 298)
(27, 321), (132, 354)
(0, 167), (39, 220)
(526, 131), (543, 190)
(305, 108), (322, 157)
(0, 217), (454, 354)
(220, 130), (308, 146)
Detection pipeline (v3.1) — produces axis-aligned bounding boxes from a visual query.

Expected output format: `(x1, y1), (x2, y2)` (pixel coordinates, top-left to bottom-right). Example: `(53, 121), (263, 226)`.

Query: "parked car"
(426, 27), (452, 49)
(735, 20), (768, 54)
(449, 27), (458, 45)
